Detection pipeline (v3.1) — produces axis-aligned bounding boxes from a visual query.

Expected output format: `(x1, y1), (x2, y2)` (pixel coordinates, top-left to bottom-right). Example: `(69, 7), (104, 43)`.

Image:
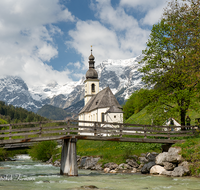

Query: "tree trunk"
(180, 109), (186, 130)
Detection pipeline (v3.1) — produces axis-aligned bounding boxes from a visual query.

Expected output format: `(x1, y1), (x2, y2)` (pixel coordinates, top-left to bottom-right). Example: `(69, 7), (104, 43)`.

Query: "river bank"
(1, 155), (200, 190)
(48, 147), (191, 177)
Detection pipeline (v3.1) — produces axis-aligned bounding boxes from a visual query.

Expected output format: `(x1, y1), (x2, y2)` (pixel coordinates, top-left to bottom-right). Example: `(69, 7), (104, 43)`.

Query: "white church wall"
(105, 113), (123, 123)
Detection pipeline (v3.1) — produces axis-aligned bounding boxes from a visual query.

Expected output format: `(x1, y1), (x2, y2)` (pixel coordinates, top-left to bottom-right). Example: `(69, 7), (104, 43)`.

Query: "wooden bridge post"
(67, 120), (70, 135)
(94, 122), (97, 136)
(9, 124), (12, 140)
(144, 126), (147, 139)
(119, 124), (122, 138)
(39, 122), (42, 138)
(60, 138), (78, 176)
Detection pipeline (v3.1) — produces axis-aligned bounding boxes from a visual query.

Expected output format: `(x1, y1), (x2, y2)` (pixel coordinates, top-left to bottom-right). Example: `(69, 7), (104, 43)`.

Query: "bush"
(0, 148), (8, 161)
(28, 141), (59, 162)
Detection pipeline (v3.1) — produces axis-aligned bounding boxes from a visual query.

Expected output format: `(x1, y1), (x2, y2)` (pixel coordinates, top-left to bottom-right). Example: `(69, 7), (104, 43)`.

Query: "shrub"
(28, 141), (59, 162)
(0, 148), (8, 161)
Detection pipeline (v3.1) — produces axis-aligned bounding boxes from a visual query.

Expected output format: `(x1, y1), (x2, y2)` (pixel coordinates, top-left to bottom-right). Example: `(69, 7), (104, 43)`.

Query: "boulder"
(138, 164), (144, 169)
(155, 152), (168, 165)
(163, 162), (176, 171)
(80, 185), (98, 189)
(104, 162), (118, 170)
(126, 159), (139, 168)
(129, 155), (138, 161)
(155, 147), (183, 165)
(171, 166), (190, 177)
(79, 157), (100, 169)
(139, 157), (148, 164)
(150, 165), (166, 175)
(160, 170), (173, 176)
(91, 163), (103, 170)
(179, 161), (189, 171)
(117, 163), (131, 170)
(141, 162), (156, 174)
(131, 168), (137, 173)
(53, 160), (61, 167)
(103, 168), (110, 173)
(167, 147), (183, 163)
(146, 152), (156, 162)
(46, 156), (53, 164)
(110, 170), (117, 173)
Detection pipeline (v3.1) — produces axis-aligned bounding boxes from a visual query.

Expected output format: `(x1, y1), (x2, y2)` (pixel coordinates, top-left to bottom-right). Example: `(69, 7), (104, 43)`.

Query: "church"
(78, 48), (123, 124)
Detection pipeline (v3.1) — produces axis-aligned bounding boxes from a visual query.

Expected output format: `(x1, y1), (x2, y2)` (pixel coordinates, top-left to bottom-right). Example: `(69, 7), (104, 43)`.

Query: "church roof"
(105, 105), (123, 113)
(79, 87), (122, 114)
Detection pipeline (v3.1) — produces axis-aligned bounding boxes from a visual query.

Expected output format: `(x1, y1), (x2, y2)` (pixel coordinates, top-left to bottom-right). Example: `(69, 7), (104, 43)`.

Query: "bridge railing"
(0, 119), (198, 145)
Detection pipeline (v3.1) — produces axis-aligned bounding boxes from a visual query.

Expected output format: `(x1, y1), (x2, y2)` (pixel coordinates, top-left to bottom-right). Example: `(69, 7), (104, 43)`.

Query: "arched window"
(92, 83), (95, 92)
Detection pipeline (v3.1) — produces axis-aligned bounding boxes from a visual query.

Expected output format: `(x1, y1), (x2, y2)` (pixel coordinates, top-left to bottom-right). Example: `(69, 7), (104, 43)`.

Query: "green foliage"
(173, 137), (200, 176)
(37, 104), (74, 120)
(0, 118), (7, 124)
(28, 141), (59, 162)
(77, 140), (161, 165)
(139, 0), (200, 125)
(0, 148), (28, 161)
(126, 105), (152, 125)
(0, 101), (47, 123)
(126, 100), (200, 126)
(0, 148), (8, 161)
(123, 89), (153, 120)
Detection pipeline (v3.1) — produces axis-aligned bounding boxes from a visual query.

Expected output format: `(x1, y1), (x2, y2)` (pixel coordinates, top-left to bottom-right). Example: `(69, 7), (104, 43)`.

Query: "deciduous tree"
(139, 0), (200, 126)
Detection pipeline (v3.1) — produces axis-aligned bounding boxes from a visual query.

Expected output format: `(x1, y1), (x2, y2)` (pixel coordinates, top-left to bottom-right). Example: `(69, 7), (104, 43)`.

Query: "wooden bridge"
(0, 119), (197, 176)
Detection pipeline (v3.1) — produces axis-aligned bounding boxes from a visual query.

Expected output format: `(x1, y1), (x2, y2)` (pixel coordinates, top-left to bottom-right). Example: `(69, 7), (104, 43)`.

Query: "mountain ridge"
(0, 55), (145, 114)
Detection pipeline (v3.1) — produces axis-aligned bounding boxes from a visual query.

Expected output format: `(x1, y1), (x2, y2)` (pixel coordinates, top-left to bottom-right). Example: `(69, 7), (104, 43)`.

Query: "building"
(78, 48), (123, 126)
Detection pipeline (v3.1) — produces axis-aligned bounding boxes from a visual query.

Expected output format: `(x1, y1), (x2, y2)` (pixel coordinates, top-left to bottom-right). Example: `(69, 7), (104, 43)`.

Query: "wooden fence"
(0, 120), (198, 145)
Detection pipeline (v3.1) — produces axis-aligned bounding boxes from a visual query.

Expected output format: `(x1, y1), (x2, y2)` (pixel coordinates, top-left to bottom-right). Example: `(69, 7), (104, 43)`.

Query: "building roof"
(105, 105), (123, 113)
(79, 87), (122, 114)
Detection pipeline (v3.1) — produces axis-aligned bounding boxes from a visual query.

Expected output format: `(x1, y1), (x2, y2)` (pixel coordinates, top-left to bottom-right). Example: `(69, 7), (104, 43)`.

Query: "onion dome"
(86, 46), (98, 79)
(86, 68), (98, 79)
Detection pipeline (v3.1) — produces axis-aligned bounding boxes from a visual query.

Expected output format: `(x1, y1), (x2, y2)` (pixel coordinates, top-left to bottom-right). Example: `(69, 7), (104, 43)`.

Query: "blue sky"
(0, 0), (169, 87)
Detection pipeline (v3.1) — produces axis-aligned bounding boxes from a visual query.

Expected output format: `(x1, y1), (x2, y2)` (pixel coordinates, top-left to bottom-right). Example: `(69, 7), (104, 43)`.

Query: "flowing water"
(0, 155), (200, 190)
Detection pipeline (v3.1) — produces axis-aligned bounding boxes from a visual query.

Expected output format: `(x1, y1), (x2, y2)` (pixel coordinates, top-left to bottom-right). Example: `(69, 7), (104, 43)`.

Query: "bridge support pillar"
(162, 144), (172, 152)
(60, 138), (78, 176)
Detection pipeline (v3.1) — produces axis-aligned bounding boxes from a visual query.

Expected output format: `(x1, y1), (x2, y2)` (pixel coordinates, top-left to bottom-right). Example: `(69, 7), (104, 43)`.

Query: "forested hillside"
(37, 105), (77, 120)
(123, 89), (200, 126)
(0, 101), (47, 124)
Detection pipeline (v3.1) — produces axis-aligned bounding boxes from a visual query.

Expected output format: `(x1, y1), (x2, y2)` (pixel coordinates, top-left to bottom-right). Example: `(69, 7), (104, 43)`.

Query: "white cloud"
(120, 0), (168, 25)
(37, 43), (58, 62)
(0, 0), (75, 87)
(67, 0), (150, 68)
(68, 61), (81, 69)
(67, 20), (127, 67)
(120, 0), (166, 11)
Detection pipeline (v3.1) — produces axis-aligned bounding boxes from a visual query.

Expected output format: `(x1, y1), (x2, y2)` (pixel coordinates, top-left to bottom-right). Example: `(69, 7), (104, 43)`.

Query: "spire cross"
(91, 45), (92, 55)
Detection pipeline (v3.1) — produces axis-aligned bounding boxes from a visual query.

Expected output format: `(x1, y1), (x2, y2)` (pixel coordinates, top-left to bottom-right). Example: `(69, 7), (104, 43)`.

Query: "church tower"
(84, 47), (99, 105)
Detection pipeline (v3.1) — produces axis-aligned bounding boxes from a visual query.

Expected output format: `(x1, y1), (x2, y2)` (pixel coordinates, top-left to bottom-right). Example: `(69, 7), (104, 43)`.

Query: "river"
(0, 155), (199, 190)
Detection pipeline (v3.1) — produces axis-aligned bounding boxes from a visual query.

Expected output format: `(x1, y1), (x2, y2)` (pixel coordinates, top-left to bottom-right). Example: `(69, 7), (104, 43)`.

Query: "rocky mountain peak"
(0, 55), (145, 114)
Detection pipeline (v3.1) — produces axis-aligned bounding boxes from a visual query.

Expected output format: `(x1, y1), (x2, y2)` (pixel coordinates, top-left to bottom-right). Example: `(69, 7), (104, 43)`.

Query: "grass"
(126, 105), (200, 126)
(76, 140), (162, 165)
(172, 135), (200, 176)
(125, 106), (152, 125)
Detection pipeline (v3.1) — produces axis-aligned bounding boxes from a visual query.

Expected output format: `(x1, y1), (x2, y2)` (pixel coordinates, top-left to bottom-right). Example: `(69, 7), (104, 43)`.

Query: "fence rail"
(0, 119), (198, 145)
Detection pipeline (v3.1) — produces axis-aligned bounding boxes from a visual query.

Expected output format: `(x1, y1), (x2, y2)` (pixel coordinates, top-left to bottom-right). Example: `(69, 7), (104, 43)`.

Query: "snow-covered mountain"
(0, 55), (145, 113)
